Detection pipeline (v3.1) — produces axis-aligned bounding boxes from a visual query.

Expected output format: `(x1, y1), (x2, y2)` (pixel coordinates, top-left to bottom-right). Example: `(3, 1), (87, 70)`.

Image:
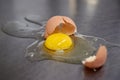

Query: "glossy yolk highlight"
(44, 33), (73, 51)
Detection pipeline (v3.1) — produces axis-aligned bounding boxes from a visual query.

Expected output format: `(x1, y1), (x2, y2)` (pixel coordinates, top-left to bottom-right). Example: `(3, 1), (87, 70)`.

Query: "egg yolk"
(44, 33), (73, 51)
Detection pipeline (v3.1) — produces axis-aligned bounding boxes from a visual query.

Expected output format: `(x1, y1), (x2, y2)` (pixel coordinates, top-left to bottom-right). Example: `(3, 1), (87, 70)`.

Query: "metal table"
(0, 0), (120, 80)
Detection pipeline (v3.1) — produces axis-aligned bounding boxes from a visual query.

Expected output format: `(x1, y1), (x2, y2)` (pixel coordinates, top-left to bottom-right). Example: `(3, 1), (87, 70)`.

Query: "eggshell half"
(82, 45), (107, 69)
(44, 16), (77, 38)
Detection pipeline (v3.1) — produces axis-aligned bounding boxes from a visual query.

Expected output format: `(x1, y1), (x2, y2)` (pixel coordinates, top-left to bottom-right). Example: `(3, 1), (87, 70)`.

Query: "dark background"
(0, 0), (120, 80)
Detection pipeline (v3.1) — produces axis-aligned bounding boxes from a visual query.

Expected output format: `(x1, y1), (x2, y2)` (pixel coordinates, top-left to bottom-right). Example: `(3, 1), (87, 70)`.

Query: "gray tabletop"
(0, 0), (120, 80)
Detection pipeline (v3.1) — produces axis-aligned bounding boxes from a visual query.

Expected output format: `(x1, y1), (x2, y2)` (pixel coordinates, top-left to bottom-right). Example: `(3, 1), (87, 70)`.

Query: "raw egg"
(3, 15), (120, 66)
(44, 16), (77, 38)
(26, 34), (97, 63)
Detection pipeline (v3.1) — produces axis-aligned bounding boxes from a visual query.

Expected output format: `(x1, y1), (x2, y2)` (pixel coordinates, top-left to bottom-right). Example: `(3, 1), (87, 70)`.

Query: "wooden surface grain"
(0, 0), (120, 80)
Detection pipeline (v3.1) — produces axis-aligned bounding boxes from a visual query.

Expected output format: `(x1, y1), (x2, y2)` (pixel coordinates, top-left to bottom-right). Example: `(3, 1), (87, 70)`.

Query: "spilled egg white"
(2, 15), (111, 66)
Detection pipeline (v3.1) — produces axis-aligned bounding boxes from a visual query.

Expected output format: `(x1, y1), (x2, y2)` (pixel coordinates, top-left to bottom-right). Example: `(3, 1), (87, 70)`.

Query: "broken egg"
(1, 15), (120, 65)
(44, 16), (77, 38)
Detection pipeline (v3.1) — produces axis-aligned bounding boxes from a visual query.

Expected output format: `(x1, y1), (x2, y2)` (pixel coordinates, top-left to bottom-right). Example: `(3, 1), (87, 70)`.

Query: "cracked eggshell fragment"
(44, 16), (77, 38)
(82, 45), (107, 69)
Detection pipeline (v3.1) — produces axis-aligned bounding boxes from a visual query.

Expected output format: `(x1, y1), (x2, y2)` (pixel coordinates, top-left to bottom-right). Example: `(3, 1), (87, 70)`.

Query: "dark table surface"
(0, 0), (120, 80)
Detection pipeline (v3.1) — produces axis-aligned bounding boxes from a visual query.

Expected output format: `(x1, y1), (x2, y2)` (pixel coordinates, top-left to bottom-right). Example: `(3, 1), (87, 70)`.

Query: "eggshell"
(44, 16), (77, 38)
(82, 45), (107, 69)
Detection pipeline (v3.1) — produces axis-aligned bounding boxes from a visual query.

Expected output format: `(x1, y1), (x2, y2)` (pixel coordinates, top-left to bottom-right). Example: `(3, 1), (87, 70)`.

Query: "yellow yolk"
(44, 33), (73, 51)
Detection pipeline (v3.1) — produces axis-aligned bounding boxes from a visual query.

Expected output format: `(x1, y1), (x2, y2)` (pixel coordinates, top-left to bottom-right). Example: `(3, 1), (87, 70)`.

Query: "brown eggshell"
(82, 45), (107, 69)
(44, 16), (77, 38)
